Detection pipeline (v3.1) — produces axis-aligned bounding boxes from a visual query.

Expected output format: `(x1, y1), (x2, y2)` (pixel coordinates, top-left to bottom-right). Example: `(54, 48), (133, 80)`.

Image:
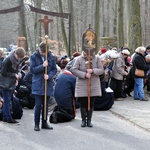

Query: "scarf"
(9, 51), (21, 70)
(81, 51), (95, 69)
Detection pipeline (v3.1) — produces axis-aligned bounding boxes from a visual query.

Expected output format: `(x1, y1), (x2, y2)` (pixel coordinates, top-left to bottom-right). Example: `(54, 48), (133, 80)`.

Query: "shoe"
(87, 120), (93, 127)
(7, 119), (20, 124)
(141, 98), (149, 101)
(42, 123), (53, 130)
(2, 118), (7, 123)
(134, 98), (140, 100)
(81, 120), (86, 127)
(50, 112), (57, 123)
(114, 98), (124, 101)
(121, 94), (127, 98)
(34, 124), (40, 131)
(127, 93), (132, 97)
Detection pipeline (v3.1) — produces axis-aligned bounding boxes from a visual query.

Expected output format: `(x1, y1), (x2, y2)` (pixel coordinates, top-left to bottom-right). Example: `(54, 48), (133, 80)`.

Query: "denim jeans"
(34, 95), (49, 124)
(134, 78), (144, 100)
(2, 89), (13, 121)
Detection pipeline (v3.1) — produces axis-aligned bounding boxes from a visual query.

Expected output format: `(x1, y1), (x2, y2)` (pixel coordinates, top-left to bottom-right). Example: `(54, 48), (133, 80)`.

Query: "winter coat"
(22, 71), (32, 90)
(111, 53), (127, 80)
(132, 52), (149, 78)
(0, 57), (4, 70)
(0, 55), (19, 90)
(71, 52), (104, 97)
(30, 50), (57, 96)
(54, 70), (76, 107)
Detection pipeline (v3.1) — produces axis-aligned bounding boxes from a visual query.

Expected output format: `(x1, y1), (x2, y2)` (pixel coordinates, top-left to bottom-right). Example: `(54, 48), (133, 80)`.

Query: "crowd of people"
(0, 43), (150, 131)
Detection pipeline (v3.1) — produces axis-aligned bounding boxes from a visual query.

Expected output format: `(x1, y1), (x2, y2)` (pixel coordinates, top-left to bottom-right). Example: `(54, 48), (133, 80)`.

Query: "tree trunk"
(126, 0), (142, 53)
(58, 0), (68, 56)
(68, 0), (76, 55)
(117, 0), (124, 48)
(34, 0), (42, 51)
(94, 0), (100, 53)
(18, 0), (28, 53)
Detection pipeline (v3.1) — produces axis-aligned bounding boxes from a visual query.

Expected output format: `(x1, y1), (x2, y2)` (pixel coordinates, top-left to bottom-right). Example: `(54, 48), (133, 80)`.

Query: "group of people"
(0, 42), (150, 132)
(99, 46), (150, 101)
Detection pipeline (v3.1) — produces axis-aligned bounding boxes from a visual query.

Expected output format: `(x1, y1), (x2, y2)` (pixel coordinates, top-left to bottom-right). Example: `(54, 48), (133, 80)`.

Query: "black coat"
(132, 53), (149, 78)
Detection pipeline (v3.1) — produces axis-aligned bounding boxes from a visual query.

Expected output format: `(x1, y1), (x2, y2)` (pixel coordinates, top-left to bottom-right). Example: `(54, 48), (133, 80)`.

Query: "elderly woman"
(132, 46), (149, 101)
(109, 49), (130, 100)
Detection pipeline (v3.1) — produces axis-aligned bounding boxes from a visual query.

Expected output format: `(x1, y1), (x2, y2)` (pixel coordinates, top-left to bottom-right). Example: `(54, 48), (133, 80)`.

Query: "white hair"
(145, 54), (150, 59)
(135, 46), (146, 53)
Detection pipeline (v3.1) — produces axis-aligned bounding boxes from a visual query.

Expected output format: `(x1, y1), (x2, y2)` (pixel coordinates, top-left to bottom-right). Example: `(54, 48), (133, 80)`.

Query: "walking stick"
(87, 49), (91, 111)
(44, 35), (49, 120)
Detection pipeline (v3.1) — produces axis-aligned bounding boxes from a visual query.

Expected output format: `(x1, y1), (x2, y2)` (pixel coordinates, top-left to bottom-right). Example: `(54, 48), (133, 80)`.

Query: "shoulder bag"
(135, 68), (144, 77)
(0, 74), (16, 90)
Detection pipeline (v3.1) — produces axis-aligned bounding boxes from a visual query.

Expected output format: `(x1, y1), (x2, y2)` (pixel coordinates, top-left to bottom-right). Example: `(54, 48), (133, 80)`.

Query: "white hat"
(122, 49), (130, 55)
(106, 50), (119, 59)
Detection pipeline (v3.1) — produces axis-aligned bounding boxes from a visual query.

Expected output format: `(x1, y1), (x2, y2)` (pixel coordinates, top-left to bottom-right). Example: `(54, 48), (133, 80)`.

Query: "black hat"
(146, 45), (150, 50)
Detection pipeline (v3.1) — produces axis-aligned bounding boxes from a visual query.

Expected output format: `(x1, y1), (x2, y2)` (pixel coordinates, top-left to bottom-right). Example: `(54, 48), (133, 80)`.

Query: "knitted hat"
(72, 52), (81, 57)
(100, 48), (107, 53)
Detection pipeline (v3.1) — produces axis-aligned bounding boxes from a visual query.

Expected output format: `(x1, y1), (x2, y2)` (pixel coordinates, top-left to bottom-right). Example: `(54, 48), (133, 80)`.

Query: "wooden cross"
(38, 15), (53, 35)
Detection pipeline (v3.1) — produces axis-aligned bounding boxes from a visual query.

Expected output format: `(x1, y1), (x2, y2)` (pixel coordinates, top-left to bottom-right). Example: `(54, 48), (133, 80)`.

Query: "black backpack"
(11, 96), (23, 119)
(0, 96), (23, 120)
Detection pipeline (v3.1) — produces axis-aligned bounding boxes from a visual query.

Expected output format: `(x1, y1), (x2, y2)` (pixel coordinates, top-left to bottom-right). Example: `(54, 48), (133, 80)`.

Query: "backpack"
(11, 96), (23, 119)
(0, 96), (23, 120)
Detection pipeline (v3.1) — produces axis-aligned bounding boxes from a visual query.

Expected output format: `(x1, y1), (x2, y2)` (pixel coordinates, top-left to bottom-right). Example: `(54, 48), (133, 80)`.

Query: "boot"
(87, 108), (93, 127)
(34, 122), (40, 131)
(42, 121), (53, 130)
(80, 108), (87, 127)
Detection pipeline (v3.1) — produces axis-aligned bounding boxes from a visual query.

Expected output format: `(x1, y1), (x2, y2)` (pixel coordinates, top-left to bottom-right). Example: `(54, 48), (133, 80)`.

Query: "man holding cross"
(30, 16), (57, 131)
(30, 42), (57, 131)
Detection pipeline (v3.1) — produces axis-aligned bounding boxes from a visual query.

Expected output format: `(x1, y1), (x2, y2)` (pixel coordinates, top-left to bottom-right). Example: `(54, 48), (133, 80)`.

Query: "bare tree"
(67, 0), (76, 55)
(126, 0), (142, 52)
(58, 0), (68, 55)
(117, 0), (124, 48)
(33, 0), (43, 50)
(95, 0), (100, 53)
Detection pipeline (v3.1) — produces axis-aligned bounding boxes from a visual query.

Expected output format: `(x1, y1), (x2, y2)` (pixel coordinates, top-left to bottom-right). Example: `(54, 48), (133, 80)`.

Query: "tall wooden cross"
(38, 15), (53, 35)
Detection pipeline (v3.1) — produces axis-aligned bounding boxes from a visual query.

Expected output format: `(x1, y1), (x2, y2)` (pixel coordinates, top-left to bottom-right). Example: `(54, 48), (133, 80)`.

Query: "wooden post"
(87, 49), (91, 111)
(18, 37), (26, 51)
(38, 16), (53, 120)
(44, 35), (49, 120)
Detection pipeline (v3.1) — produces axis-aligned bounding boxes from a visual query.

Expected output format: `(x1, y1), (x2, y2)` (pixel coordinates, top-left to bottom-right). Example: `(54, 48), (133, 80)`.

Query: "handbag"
(135, 68), (144, 77)
(0, 74), (16, 90)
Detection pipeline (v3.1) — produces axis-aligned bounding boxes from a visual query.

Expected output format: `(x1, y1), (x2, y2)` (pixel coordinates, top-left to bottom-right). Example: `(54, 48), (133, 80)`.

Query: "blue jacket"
(54, 70), (76, 107)
(30, 50), (57, 96)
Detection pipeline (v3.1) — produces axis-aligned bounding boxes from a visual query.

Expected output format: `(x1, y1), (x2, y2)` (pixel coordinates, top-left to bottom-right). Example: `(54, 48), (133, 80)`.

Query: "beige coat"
(71, 52), (104, 97)
(111, 53), (127, 80)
